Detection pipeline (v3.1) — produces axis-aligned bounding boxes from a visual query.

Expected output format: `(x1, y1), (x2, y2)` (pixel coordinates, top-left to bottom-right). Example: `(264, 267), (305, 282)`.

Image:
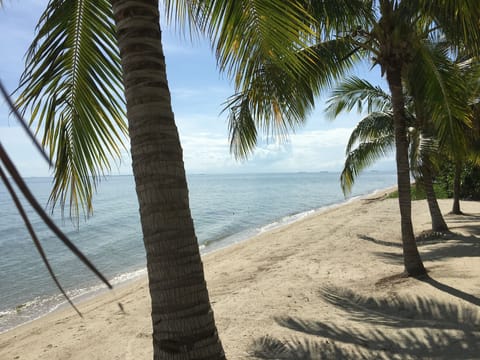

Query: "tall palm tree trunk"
(421, 163), (448, 232)
(451, 160), (463, 214)
(386, 67), (426, 276)
(111, 1), (225, 358)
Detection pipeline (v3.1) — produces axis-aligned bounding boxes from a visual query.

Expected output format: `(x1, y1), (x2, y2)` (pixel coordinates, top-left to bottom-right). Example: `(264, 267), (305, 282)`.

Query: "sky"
(0, 1), (395, 177)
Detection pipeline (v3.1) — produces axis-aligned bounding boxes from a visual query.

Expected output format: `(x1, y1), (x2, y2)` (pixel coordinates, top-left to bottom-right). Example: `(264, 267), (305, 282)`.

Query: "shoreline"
(0, 185), (396, 335)
(1, 195), (479, 358)
(200, 185), (397, 256)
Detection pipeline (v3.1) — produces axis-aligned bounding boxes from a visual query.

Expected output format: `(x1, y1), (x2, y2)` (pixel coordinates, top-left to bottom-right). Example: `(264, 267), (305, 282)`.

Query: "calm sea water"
(0, 172), (396, 333)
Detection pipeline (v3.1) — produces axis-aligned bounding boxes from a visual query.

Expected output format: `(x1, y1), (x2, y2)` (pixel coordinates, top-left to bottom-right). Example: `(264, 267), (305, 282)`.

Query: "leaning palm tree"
(226, 0), (480, 276)
(327, 76), (449, 232)
(15, 0), (315, 358)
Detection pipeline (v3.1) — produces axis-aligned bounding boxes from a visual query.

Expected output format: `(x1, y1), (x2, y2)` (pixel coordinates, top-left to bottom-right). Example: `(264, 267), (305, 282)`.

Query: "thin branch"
(0, 142), (112, 290)
(0, 80), (51, 166)
(0, 164), (82, 317)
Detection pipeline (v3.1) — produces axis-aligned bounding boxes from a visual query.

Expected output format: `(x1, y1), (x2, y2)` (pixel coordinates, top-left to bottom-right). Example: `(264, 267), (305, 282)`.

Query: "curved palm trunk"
(386, 67), (426, 276)
(111, 1), (225, 358)
(451, 160), (462, 214)
(422, 163), (448, 232)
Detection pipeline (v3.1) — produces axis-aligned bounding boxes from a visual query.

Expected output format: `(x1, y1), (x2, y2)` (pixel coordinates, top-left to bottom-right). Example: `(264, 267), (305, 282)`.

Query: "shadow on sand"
(363, 231), (480, 306)
(368, 232), (480, 264)
(251, 229), (480, 359)
(444, 212), (480, 236)
(251, 286), (480, 359)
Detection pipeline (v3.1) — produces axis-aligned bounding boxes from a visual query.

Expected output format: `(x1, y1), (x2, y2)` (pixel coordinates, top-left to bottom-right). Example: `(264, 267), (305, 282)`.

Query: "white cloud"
(178, 127), (391, 174)
(1, 124), (395, 178)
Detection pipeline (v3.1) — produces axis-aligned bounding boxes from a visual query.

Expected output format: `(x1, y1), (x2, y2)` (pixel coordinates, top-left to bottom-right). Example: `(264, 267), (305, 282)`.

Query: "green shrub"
(387, 183), (448, 200)
(436, 161), (480, 200)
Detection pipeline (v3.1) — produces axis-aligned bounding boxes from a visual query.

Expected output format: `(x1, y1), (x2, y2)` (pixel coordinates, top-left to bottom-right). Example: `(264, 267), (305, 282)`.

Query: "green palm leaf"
(325, 76), (391, 118)
(408, 132), (439, 180)
(15, 0), (127, 220)
(341, 134), (395, 195)
(303, 38), (363, 91)
(406, 41), (471, 154)
(226, 92), (258, 159)
(197, 0), (316, 85)
(420, 0), (480, 54)
(345, 112), (394, 154)
(224, 57), (317, 159)
(225, 37), (361, 159)
(302, 0), (373, 37)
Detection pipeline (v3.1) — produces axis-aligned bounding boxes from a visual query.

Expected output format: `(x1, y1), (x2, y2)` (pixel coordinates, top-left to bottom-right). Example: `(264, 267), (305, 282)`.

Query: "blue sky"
(0, 1), (395, 177)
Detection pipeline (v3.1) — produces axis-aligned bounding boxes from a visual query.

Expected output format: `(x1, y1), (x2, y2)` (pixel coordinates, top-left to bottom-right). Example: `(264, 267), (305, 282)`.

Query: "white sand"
(1, 195), (479, 359)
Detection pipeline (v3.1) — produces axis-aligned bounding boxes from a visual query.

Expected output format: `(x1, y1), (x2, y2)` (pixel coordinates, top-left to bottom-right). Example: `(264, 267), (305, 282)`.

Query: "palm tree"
(446, 58), (480, 214)
(109, 1), (228, 356)
(327, 76), (449, 232)
(15, 0), (315, 357)
(226, 0), (480, 276)
(448, 131), (480, 215)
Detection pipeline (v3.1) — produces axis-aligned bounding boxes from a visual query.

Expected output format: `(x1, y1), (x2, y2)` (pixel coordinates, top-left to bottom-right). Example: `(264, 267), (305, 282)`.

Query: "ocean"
(0, 172), (396, 333)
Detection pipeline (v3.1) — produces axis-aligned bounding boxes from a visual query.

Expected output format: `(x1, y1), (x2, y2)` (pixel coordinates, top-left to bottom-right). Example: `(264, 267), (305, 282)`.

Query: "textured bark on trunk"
(452, 161), (462, 214)
(422, 163), (448, 232)
(386, 67), (426, 276)
(111, 1), (225, 358)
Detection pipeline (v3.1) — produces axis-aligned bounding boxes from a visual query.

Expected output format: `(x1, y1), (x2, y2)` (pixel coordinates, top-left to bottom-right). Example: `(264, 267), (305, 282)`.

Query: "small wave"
(260, 209), (316, 233)
(0, 267), (148, 334)
(0, 309), (15, 317)
(110, 268), (147, 285)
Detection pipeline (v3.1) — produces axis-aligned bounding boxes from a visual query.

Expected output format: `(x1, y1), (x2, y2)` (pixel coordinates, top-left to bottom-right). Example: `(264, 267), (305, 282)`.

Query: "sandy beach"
(1, 193), (479, 359)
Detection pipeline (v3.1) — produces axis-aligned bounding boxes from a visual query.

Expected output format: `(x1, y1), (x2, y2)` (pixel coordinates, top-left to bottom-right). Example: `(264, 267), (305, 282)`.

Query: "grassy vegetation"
(387, 183), (449, 200)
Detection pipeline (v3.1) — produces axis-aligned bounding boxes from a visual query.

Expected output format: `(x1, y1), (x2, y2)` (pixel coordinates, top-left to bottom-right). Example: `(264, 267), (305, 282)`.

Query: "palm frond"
(409, 132), (439, 179)
(420, 0), (480, 55)
(341, 135), (394, 195)
(303, 0), (374, 38)
(345, 112), (394, 153)
(15, 0), (127, 221)
(406, 41), (471, 155)
(325, 76), (391, 119)
(304, 37), (362, 93)
(162, 0), (206, 40)
(224, 56), (319, 159)
(194, 0), (316, 87)
(186, 1), (364, 160)
(224, 36), (361, 159)
(1, 78), (112, 314)
(225, 92), (258, 159)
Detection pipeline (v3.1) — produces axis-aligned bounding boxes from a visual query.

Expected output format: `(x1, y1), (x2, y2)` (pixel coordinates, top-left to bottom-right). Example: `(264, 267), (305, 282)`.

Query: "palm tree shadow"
(417, 275), (480, 307)
(369, 232), (480, 264)
(251, 286), (480, 359)
(357, 234), (401, 248)
(251, 336), (375, 359)
(447, 224), (480, 237)
(444, 212), (480, 236)
(445, 212), (480, 223)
